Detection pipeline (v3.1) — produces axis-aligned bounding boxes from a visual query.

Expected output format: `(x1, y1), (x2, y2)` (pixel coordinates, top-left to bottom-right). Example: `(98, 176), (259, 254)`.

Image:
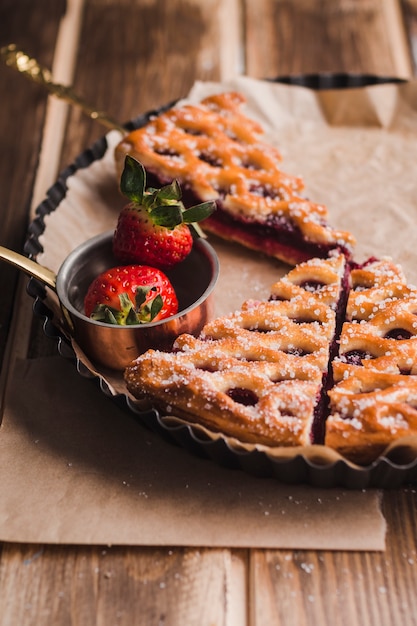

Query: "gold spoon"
(0, 245), (56, 289)
(1, 43), (125, 134)
(1, 43), (207, 239)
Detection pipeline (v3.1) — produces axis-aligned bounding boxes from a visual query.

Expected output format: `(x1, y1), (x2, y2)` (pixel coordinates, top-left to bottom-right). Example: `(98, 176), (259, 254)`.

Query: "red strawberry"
(113, 155), (216, 269)
(84, 265), (178, 325)
(113, 204), (193, 269)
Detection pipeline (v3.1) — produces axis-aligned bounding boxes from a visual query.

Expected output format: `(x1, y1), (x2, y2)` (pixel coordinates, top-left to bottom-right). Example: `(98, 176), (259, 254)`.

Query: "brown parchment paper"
(0, 356), (386, 549)
(35, 76), (417, 467)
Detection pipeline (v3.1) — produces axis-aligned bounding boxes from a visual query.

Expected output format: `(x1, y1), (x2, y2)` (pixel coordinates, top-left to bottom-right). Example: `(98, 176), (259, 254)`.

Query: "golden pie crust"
(115, 92), (355, 265)
(326, 258), (417, 463)
(118, 93), (417, 466)
(125, 256), (346, 448)
(125, 254), (417, 464)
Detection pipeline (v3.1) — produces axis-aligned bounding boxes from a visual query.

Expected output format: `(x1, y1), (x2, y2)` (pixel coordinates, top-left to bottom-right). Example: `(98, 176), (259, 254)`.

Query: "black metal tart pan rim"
(25, 73), (416, 489)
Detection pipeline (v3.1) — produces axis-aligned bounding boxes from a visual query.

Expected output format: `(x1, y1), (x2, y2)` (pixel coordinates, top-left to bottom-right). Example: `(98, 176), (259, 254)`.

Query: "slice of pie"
(125, 255), (348, 447)
(125, 254), (417, 464)
(115, 92), (355, 266)
(325, 258), (417, 463)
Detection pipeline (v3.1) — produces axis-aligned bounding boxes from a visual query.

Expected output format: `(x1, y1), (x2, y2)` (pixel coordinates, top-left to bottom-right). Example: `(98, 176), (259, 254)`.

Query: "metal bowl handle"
(0, 246), (57, 290)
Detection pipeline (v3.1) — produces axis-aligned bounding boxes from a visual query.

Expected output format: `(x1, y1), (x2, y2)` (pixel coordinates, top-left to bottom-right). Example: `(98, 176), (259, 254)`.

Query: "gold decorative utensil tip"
(1, 43), (125, 134)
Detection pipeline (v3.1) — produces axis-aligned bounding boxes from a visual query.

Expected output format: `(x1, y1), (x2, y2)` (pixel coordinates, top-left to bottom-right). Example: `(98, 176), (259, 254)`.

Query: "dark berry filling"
(248, 183), (284, 200)
(343, 350), (374, 365)
(154, 147), (180, 158)
(269, 295), (289, 302)
(182, 127), (204, 136)
(298, 280), (326, 293)
(227, 387), (259, 406)
(246, 326), (272, 333)
(284, 347), (311, 357)
(352, 283), (371, 292)
(384, 328), (413, 340)
(291, 316), (322, 325)
(350, 256), (380, 271)
(311, 378), (329, 444)
(240, 157), (262, 170)
(360, 256), (380, 268)
(330, 259), (351, 362)
(201, 208), (346, 262)
(143, 170), (353, 263)
(198, 152), (223, 167)
(266, 213), (296, 233)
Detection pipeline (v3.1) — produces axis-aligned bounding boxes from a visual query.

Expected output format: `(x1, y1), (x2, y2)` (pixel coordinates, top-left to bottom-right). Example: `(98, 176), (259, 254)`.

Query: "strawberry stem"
(90, 287), (165, 325)
(150, 204), (183, 228)
(120, 155), (217, 229)
(121, 155), (145, 203)
(182, 202), (216, 223)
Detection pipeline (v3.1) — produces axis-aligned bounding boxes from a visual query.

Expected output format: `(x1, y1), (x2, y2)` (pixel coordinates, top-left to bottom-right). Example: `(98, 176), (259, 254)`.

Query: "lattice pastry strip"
(336, 298), (417, 376)
(116, 94), (301, 202)
(125, 256), (346, 447)
(269, 254), (348, 310)
(173, 334), (324, 385)
(347, 257), (417, 321)
(200, 300), (334, 364)
(125, 349), (322, 447)
(327, 259), (417, 462)
(326, 369), (417, 464)
(116, 92), (302, 197)
(115, 92), (355, 265)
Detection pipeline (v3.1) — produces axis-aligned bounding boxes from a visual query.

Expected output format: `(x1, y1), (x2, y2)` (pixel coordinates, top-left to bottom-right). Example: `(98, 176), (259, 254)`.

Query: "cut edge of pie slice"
(325, 257), (417, 464)
(115, 92), (356, 267)
(126, 253), (417, 465)
(125, 254), (348, 448)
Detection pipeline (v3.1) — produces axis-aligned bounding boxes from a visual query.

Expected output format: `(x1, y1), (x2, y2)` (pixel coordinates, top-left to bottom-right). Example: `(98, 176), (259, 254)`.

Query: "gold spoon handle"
(1, 43), (126, 134)
(0, 245), (57, 291)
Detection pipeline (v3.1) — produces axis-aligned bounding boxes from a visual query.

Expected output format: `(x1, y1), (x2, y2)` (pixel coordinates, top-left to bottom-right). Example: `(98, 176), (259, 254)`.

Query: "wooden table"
(1, 1), (417, 624)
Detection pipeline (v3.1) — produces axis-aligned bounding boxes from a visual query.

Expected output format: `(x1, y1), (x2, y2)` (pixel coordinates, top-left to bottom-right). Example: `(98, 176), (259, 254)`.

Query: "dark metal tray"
(25, 73), (417, 489)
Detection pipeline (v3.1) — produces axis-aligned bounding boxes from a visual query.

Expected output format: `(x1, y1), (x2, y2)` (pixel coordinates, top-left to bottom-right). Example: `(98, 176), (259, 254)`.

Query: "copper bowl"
(0, 230), (219, 370)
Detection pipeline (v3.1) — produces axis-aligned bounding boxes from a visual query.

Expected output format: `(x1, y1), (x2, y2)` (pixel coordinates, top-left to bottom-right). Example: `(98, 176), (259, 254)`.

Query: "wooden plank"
(380, 0), (415, 75)
(53, 2), (248, 621)
(0, 545), (247, 626)
(244, 0), (412, 78)
(1, 2), (417, 626)
(0, 3), (248, 625)
(0, 0), (87, 407)
(250, 489), (417, 626)
(58, 0), (242, 170)
(30, 0), (85, 216)
(0, 0), (66, 369)
(402, 0), (417, 74)
(25, 0), (244, 360)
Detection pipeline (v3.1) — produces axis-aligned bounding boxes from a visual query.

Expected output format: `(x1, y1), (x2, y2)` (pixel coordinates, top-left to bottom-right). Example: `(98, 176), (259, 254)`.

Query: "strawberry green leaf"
(134, 287), (164, 323)
(149, 294), (164, 320)
(125, 307), (140, 325)
(155, 179), (182, 202)
(134, 285), (152, 309)
(138, 294), (164, 323)
(91, 304), (120, 325)
(182, 201), (216, 224)
(119, 292), (135, 311)
(121, 155), (146, 203)
(150, 204), (184, 228)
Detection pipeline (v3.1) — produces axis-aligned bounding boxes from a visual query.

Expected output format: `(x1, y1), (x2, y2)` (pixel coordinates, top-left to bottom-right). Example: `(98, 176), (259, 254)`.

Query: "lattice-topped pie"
(116, 90), (417, 464)
(125, 255), (348, 447)
(125, 255), (417, 464)
(115, 92), (355, 266)
(326, 258), (417, 463)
